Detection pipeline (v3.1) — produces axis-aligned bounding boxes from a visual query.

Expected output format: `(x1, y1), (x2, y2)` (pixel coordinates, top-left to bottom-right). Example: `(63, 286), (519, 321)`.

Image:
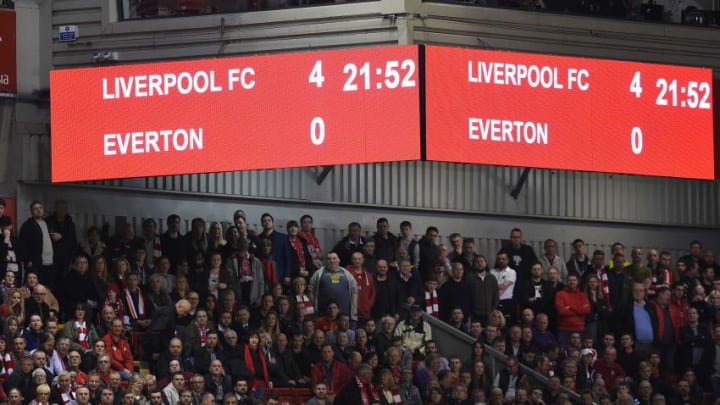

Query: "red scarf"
(2, 352), (13, 376)
(261, 258), (277, 285)
(124, 289), (146, 320)
(75, 321), (89, 349)
(289, 237), (306, 268)
(243, 344), (269, 389)
(355, 376), (379, 405)
(237, 253), (253, 280)
(196, 322), (208, 346)
(425, 290), (439, 318)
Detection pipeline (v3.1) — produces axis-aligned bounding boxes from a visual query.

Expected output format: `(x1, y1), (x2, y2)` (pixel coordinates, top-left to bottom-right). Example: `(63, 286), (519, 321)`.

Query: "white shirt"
(491, 267), (516, 300)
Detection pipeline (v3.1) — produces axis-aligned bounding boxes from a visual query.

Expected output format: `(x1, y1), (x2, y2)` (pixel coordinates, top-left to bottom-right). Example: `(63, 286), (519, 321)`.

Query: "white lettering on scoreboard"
(103, 128), (204, 155)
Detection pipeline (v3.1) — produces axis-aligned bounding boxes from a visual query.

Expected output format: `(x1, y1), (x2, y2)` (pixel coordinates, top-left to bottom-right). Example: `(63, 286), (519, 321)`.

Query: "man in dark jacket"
(45, 200), (78, 281)
(143, 299), (192, 362)
(19, 201), (56, 289)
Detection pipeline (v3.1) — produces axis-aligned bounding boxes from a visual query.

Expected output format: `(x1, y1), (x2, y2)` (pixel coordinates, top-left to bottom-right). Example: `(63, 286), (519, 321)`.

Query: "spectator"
(308, 252), (358, 323)
(438, 262), (473, 322)
(305, 381), (331, 405)
(519, 262), (553, 321)
(348, 252), (376, 322)
(538, 239), (567, 282)
(566, 239), (591, 280)
(331, 222), (365, 267)
(334, 363), (378, 404)
(221, 237), (264, 308)
(372, 218), (397, 263)
(102, 318), (135, 380)
(162, 372), (185, 405)
(417, 227), (442, 282)
(491, 252), (517, 325)
(555, 274), (591, 344)
(395, 305), (431, 356)
(372, 260), (401, 320)
(310, 344), (353, 398)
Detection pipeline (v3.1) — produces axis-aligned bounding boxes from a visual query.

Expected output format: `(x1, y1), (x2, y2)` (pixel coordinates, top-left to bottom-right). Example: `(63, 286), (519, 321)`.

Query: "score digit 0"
(311, 117), (325, 145)
(631, 127), (643, 155)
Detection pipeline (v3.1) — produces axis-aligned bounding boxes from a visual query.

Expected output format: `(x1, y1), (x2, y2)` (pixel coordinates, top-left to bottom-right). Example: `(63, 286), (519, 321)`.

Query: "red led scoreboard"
(424, 45), (715, 180)
(50, 46), (421, 182)
(50, 45), (715, 182)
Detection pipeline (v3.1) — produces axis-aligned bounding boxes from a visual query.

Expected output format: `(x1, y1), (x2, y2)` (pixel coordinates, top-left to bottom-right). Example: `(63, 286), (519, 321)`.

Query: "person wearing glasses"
(94, 354), (113, 386)
(25, 285), (52, 323)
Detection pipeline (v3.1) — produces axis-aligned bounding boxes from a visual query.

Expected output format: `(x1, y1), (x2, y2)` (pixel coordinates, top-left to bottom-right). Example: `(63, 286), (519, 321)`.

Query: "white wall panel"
(82, 160), (720, 228)
(18, 182), (717, 265)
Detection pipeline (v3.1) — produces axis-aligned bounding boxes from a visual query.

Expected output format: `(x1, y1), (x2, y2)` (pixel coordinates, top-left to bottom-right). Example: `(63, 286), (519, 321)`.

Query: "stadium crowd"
(0, 198), (719, 405)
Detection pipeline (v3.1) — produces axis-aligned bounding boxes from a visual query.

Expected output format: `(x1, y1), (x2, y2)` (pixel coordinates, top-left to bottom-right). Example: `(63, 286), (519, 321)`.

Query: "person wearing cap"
(576, 348), (597, 391)
(394, 304), (432, 357)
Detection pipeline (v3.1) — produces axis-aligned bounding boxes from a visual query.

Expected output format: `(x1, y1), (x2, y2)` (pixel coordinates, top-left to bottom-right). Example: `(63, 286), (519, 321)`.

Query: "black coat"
(18, 218), (45, 270)
(143, 304), (177, 356)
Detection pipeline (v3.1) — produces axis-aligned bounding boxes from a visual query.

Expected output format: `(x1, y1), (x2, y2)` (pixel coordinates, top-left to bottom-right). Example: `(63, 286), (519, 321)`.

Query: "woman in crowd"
(187, 217), (209, 260)
(171, 275), (192, 302)
(0, 290), (25, 327)
(292, 277), (314, 319)
(584, 274), (609, 345)
(222, 225), (241, 260)
(0, 272), (16, 304)
(256, 239), (278, 288)
(262, 311), (282, 344)
(28, 384), (51, 405)
(207, 221), (226, 254)
(243, 331), (271, 398)
(90, 255), (113, 304)
(127, 374), (147, 405)
(377, 368), (402, 405)
(2, 316), (20, 343)
(62, 303), (99, 354)
(487, 310), (507, 336)
(112, 258), (131, 289)
(470, 360), (491, 397)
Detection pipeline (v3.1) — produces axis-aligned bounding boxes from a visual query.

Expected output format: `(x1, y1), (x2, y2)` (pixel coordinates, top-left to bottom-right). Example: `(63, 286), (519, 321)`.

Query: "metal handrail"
(418, 310), (582, 402)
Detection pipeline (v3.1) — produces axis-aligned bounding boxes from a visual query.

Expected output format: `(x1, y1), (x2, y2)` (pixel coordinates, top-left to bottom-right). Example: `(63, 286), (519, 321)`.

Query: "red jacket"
(669, 298), (689, 343)
(102, 333), (134, 372)
(593, 359), (626, 391)
(555, 287), (591, 331)
(311, 360), (353, 395)
(351, 269), (376, 318)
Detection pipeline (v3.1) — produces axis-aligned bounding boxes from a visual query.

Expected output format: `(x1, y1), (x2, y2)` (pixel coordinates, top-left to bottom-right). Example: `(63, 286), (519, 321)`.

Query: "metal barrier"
(418, 310), (582, 402)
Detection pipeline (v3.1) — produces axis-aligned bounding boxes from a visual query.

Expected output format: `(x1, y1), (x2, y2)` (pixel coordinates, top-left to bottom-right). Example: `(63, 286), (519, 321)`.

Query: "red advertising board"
(0, 10), (17, 98)
(50, 45), (421, 182)
(424, 45), (715, 180)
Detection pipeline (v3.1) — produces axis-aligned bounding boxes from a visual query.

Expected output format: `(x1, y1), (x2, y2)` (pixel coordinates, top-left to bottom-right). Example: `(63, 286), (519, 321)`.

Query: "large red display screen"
(424, 45), (715, 180)
(50, 46), (421, 182)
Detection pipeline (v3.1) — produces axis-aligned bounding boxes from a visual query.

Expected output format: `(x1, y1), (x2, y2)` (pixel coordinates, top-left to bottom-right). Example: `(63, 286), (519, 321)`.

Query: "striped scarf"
(425, 290), (439, 318)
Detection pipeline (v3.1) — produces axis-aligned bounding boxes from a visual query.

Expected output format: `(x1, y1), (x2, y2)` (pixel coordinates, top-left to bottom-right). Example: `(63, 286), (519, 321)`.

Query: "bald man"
(144, 300), (192, 363)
